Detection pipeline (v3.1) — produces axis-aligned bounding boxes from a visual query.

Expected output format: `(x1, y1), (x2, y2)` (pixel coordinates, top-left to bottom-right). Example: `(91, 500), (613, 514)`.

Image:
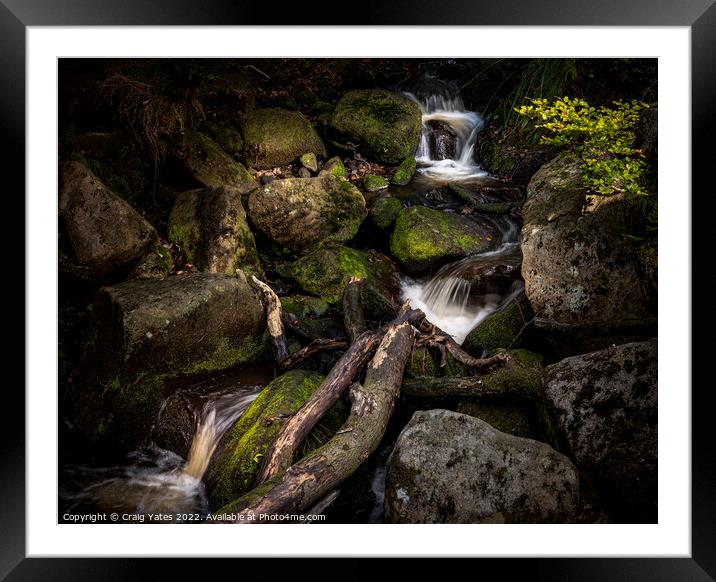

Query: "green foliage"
(516, 96), (650, 197)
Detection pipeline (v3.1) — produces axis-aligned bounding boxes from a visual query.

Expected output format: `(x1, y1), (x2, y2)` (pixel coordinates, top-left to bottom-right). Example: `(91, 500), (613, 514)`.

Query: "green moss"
(363, 173), (389, 192)
(280, 295), (330, 318)
(242, 108), (326, 170)
(167, 217), (199, 265)
(292, 245), (371, 304)
(391, 157), (417, 186)
(390, 206), (490, 270)
(210, 369), (343, 509)
(181, 333), (272, 376)
(463, 298), (534, 356)
(331, 90), (422, 163)
(457, 400), (534, 438)
(179, 131), (256, 192)
(478, 349), (544, 397)
(371, 196), (403, 230)
(290, 245), (398, 320)
(320, 156), (347, 177)
(299, 152), (318, 172)
(201, 122), (244, 155)
(405, 347), (439, 378)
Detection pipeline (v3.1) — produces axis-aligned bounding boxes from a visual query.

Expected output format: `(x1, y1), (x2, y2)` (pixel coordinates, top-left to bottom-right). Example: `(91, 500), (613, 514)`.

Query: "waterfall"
(183, 389), (260, 479)
(404, 90), (487, 180)
(60, 385), (261, 518)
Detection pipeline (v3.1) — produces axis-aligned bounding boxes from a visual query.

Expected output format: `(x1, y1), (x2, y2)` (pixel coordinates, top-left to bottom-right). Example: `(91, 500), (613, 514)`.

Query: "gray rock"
(385, 409), (579, 523)
(71, 273), (268, 450)
(520, 155), (653, 353)
(59, 161), (158, 279)
(168, 186), (261, 276)
(543, 339), (657, 522)
(248, 174), (367, 255)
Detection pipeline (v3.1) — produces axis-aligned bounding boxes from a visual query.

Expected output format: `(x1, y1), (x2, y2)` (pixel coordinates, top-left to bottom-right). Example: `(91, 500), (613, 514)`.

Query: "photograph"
(56, 56), (659, 526)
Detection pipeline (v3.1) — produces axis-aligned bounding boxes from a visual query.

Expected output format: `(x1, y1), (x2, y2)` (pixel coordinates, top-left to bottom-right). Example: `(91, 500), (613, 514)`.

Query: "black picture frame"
(5, 1), (712, 579)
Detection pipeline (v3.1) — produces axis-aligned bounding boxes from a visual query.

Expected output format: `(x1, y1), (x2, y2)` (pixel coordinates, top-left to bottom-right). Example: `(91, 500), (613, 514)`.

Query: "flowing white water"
(405, 92), (487, 180)
(61, 386), (261, 518)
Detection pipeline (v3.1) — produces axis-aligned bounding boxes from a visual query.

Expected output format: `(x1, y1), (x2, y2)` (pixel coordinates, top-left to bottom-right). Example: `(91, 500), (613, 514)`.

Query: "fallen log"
(279, 338), (349, 371)
(401, 375), (539, 399)
(342, 276), (366, 343)
(249, 274), (289, 363)
(227, 321), (415, 520)
(253, 306), (423, 487)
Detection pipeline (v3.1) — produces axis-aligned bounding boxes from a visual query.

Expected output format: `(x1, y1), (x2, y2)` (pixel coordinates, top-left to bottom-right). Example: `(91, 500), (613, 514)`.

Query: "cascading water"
(60, 385), (261, 520)
(399, 82), (523, 345)
(404, 90), (487, 180)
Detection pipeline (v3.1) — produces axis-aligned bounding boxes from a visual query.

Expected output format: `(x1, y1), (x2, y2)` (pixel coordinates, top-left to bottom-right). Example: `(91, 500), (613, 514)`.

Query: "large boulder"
(543, 339), (657, 522)
(208, 369), (346, 509)
(172, 130), (257, 193)
(241, 108), (326, 169)
(248, 174), (367, 255)
(331, 89), (422, 163)
(390, 206), (497, 273)
(384, 409), (579, 523)
(520, 155), (654, 354)
(70, 273), (269, 450)
(59, 161), (158, 279)
(168, 186), (262, 276)
(291, 244), (401, 321)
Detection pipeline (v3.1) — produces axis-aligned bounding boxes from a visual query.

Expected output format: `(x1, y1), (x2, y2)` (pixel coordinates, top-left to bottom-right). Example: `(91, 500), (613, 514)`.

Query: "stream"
(59, 80), (525, 524)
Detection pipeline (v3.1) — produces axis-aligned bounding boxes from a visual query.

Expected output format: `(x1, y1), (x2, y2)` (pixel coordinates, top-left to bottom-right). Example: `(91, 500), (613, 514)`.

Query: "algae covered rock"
(280, 294), (330, 319)
(208, 369), (346, 509)
(242, 108), (326, 169)
(59, 161), (158, 279)
(71, 273), (269, 450)
(384, 409), (579, 523)
(172, 130), (257, 193)
(291, 244), (401, 320)
(363, 173), (388, 192)
(299, 152), (318, 173)
(318, 156), (347, 178)
(390, 206), (497, 273)
(248, 174), (367, 255)
(391, 157), (417, 186)
(201, 122), (244, 156)
(168, 186), (261, 276)
(331, 89), (422, 163)
(463, 292), (534, 356)
(544, 339), (657, 522)
(370, 196), (403, 230)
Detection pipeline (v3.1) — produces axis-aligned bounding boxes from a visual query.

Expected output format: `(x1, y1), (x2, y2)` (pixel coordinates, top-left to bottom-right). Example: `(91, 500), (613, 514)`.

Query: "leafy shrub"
(516, 96), (650, 197)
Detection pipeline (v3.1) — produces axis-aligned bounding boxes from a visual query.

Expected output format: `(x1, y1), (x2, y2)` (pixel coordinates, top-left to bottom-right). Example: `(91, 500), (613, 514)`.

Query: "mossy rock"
(456, 400), (534, 438)
(168, 186), (262, 276)
(242, 108), (326, 170)
(128, 241), (174, 280)
(248, 174), (367, 256)
(331, 89), (422, 164)
(363, 173), (389, 192)
(172, 131), (257, 193)
(371, 196), (403, 230)
(70, 273), (270, 451)
(291, 244), (400, 321)
(208, 369), (347, 509)
(299, 152), (318, 173)
(463, 294), (534, 356)
(391, 157), (417, 186)
(390, 206), (497, 274)
(201, 122), (244, 157)
(319, 156), (347, 178)
(280, 294), (330, 319)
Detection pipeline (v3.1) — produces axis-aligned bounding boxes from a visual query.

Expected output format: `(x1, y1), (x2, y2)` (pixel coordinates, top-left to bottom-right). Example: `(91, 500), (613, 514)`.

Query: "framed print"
(5, 0), (713, 579)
